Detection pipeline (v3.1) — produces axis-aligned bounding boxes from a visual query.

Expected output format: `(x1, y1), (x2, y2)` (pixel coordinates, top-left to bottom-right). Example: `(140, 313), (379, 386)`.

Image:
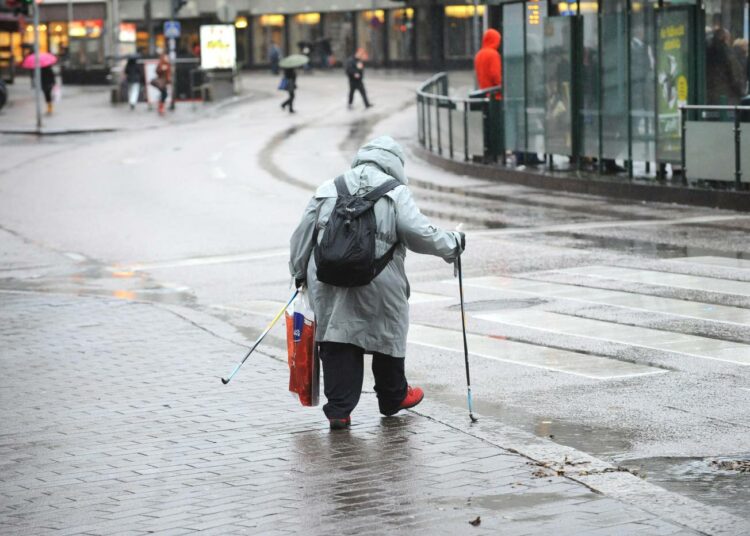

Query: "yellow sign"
(677, 75), (688, 104)
(527, 1), (541, 25)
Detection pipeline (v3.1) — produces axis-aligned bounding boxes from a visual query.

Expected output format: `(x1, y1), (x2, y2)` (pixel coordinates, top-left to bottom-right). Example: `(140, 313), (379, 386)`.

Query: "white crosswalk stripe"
(473, 309), (750, 366)
(407, 324), (665, 379)
(553, 265), (750, 297)
(459, 276), (750, 326)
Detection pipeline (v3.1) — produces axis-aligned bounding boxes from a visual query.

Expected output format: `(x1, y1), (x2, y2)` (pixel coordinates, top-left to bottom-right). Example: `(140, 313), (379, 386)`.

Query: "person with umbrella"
(279, 54), (308, 114)
(21, 51), (57, 115)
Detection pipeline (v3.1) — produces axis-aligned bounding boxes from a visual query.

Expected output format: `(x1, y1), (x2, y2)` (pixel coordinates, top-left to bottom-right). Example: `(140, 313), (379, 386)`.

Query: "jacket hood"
(482, 29), (501, 49)
(351, 135), (407, 184)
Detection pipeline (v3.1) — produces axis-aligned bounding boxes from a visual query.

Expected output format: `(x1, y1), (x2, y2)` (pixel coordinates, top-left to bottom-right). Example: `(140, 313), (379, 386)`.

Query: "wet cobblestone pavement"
(0, 292), (701, 535)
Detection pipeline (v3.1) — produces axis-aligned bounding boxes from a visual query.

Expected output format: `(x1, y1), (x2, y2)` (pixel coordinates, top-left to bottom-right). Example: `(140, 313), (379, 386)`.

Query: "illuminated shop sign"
(527, 1), (541, 25)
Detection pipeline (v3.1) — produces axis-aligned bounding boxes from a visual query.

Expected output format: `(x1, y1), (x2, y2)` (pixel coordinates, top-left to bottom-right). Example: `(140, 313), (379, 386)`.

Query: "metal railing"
(680, 104), (750, 187)
(416, 72), (503, 163)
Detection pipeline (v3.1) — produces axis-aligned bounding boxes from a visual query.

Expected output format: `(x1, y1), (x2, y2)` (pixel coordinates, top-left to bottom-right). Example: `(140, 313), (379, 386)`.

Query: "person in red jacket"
(474, 28), (502, 99)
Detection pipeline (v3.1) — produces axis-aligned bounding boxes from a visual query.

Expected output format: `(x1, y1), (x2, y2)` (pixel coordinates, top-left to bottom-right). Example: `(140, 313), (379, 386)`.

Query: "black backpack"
(315, 175), (401, 287)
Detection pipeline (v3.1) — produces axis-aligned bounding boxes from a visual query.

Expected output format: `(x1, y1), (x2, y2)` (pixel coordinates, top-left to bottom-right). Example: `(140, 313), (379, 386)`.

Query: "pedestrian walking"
(124, 56), (143, 110)
(40, 65), (56, 115)
(280, 68), (297, 114)
(269, 43), (281, 75)
(289, 135), (465, 430)
(345, 48), (372, 109)
(152, 52), (171, 116)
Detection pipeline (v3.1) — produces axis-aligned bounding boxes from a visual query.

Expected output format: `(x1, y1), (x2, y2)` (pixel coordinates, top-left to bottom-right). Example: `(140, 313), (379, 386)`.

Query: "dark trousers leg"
(347, 79), (356, 106)
(319, 342), (364, 419)
(356, 82), (370, 107)
(372, 353), (408, 416)
(281, 90), (295, 111)
(42, 86), (53, 104)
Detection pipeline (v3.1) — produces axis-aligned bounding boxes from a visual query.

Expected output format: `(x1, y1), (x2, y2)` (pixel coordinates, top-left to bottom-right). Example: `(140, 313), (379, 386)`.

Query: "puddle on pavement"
(422, 384), (632, 458)
(548, 233), (748, 260)
(469, 491), (593, 512)
(0, 262), (196, 307)
(424, 385), (750, 519)
(447, 298), (547, 312)
(618, 456), (750, 521)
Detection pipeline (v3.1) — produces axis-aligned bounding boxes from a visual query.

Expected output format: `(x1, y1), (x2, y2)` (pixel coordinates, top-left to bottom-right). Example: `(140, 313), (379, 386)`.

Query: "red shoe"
(399, 386), (424, 411)
(329, 416), (351, 430)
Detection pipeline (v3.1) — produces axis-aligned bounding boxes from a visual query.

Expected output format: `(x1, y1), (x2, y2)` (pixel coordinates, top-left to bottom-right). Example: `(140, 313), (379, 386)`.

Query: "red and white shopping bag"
(285, 290), (319, 406)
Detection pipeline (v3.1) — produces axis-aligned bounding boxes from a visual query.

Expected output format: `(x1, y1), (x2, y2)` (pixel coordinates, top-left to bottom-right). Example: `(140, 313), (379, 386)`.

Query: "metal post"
(436, 97), (442, 156)
(427, 97), (433, 152)
(448, 100), (454, 159)
(417, 97), (422, 145)
(735, 107), (742, 187)
(112, 0), (120, 59)
(169, 0), (176, 111)
(32, 2), (42, 131)
(145, 0), (155, 55)
(464, 100), (469, 161)
(473, 0), (480, 55)
(680, 106), (687, 185)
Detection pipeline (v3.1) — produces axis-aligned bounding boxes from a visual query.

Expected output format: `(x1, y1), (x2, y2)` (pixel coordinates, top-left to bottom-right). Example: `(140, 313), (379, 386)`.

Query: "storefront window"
(526, 0), (547, 154)
(289, 13), (323, 65)
(544, 16), (574, 156)
(388, 8), (414, 63)
(579, 11), (599, 158)
(234, 17), (250, 68)
(416, 8), (430, 61)
(601, 0), (629, 161)
(502, 2), (525, 152)
(253, 14), (284, 65)
(444, 5), (484, 59)
(324, 12), (353, 67)
(357, 10), (385, 64)
(630, 3), (657, 163)
(704, 0), (748, 105)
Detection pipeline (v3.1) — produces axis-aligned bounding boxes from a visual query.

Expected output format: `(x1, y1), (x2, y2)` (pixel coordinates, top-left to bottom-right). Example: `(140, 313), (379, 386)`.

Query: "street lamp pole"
(472, 0), (480, 54)
(168, 0), (176, 110)
(32, 0), (42, 131)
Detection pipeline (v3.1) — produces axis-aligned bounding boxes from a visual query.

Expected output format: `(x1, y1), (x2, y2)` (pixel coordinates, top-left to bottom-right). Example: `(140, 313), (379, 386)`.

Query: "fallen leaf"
(469, 516), (481, 527)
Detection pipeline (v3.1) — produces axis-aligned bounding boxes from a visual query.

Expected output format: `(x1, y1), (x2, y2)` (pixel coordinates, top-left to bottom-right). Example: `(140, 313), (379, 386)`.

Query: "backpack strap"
(333, 175), (348, 196)
(363, 179), (401, 202)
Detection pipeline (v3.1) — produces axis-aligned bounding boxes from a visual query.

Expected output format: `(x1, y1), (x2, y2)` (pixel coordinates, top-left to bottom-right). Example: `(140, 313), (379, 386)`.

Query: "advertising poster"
(200, 25), (236, 70)
(656, 11), (689, 163)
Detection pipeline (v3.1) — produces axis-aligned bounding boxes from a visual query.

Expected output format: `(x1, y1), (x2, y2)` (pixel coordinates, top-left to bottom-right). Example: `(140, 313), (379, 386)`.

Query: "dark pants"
(319, 342), (407, 419)
(159, 87), (168, 104)
(281, 89), (295, 112)
(42, 85), (53, 104)
(347, 78), (370, 107)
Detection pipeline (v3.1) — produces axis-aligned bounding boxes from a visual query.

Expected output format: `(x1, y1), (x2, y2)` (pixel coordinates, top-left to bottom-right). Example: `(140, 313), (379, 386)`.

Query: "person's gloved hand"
(458, 231), (466, 251)
(295, 278), (306, 289)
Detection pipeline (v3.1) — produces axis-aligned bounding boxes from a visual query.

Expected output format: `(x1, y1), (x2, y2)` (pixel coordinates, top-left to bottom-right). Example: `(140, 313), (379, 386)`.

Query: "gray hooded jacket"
(289, 136), (462, 357)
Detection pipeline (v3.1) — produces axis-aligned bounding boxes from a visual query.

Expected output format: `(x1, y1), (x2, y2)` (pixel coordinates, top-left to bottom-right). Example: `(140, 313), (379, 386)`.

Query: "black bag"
(315, 175), (401, 287)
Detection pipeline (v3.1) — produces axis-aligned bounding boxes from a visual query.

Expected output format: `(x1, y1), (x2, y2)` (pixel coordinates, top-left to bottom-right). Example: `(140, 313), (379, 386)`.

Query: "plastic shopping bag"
(285, 290), (319, 406)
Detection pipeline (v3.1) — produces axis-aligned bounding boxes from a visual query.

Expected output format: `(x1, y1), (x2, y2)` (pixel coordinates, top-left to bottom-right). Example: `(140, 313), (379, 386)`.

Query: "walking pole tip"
(221, 377), (230, 385)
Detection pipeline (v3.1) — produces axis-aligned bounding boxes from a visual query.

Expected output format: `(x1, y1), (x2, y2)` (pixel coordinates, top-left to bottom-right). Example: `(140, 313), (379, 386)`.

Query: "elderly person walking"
(289, 136), (465, 430)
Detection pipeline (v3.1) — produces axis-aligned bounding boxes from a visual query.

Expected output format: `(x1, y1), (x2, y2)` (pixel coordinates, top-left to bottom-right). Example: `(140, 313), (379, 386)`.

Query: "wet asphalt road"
(1, 72), (748, 517)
